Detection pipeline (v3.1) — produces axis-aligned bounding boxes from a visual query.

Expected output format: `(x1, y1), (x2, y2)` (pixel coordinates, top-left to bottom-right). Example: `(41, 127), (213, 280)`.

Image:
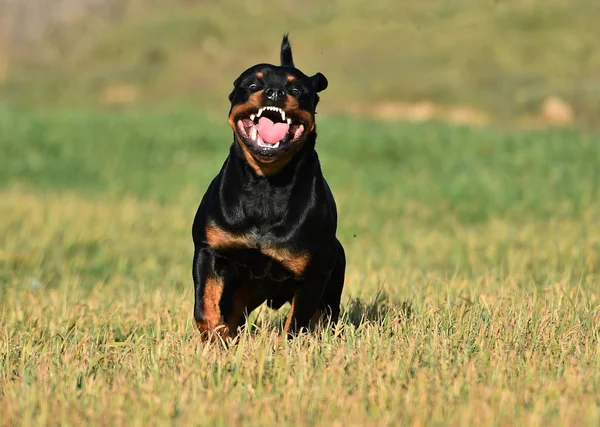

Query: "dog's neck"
(214, 132), (323, 228)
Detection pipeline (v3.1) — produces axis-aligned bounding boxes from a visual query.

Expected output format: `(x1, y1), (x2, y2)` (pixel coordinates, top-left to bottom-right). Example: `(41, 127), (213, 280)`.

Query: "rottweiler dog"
(192, 35), (345, 340)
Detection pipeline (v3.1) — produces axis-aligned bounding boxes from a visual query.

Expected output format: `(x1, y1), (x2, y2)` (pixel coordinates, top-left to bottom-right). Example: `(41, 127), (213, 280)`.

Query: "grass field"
(1, 106), (600, 425)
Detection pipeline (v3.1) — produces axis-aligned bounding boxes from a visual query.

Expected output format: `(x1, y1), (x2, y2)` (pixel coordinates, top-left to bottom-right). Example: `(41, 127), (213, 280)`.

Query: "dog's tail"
(280, 33), (294, 67)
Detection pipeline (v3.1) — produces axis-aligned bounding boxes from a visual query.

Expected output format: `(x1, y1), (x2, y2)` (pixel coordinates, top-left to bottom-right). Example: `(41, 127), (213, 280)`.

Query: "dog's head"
(228, 35), (328, 175)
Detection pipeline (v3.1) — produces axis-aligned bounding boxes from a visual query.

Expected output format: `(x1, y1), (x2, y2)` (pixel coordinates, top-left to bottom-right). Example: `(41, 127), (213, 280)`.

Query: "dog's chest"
(206, 221), (309, 279)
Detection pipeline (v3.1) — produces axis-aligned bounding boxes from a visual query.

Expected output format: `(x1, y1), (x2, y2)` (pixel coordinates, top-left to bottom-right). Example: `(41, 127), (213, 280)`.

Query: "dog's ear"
(228, 77), (240, 102)
(311, 72), (328, 93)
(280, 33), (294, 67)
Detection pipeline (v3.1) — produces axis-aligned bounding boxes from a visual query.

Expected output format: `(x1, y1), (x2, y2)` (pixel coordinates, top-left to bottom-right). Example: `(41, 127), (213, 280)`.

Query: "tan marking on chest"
(206, 221), (310, 275)
(206, 222), (253, 249)
(261, 246), (310, 275)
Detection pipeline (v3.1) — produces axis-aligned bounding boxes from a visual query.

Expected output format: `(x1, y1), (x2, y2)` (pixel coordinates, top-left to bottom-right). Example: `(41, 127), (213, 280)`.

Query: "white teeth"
(250, 127), (257, 141)
(256, 140), (281, 149)
(256, 106), (286, 121)
(286, 118), (291, 125)
(250, 114), (255, 121)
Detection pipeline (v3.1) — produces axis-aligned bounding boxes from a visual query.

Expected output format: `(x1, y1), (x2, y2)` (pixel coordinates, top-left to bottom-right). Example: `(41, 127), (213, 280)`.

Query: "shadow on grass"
(244, 289), (413, 337)
(342, 289), (413, 328)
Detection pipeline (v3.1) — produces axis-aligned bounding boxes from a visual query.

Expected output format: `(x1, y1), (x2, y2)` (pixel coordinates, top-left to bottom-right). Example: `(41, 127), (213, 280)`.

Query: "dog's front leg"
(283, 273), (331, 338)
(192, 248), (229, 341)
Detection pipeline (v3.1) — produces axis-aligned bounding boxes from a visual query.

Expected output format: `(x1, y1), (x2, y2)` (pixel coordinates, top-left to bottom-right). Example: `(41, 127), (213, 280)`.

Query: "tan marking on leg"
(225, 284), (263, 337)
(196, 277), (226, 340)
(283, 292), (298, 336)
(309, 309), (323, 330)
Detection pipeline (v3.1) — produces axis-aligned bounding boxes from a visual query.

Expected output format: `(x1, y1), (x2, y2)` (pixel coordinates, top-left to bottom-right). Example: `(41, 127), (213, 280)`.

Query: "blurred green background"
(1, 0), (599, 128)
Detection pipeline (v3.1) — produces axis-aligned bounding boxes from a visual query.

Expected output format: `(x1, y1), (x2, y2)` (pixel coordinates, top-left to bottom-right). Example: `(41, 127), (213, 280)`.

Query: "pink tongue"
(256, 117), (290, 144)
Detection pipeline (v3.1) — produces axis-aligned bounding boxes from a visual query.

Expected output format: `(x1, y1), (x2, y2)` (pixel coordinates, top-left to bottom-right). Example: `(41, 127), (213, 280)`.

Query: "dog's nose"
(264, 87), (286, 102)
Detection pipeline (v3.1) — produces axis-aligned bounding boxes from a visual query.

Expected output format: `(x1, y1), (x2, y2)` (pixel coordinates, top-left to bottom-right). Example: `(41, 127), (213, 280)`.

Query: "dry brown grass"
(1, 187), (599, 426)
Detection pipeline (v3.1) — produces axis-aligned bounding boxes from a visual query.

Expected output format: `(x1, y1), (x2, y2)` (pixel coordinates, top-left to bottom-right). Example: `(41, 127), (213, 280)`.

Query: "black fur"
(192, 35), (345, 339)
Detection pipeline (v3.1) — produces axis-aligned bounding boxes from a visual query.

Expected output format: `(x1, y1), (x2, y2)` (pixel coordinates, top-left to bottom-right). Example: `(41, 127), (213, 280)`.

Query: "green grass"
(3, 0), (600, 126)
(1, 106), (600, 425)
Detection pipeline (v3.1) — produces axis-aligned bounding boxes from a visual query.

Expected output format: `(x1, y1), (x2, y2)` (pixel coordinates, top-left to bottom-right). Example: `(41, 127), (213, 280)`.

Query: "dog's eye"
(248, 83), (259, 91)
(291, 88), (301, 96)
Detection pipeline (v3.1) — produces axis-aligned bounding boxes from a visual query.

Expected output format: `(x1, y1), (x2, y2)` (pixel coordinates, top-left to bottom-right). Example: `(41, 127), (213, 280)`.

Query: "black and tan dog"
(192, 35), (345, 340)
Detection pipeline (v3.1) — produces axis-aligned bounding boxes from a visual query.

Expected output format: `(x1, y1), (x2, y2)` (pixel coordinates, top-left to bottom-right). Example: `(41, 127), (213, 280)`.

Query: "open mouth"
(236, 106), (305, 153)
